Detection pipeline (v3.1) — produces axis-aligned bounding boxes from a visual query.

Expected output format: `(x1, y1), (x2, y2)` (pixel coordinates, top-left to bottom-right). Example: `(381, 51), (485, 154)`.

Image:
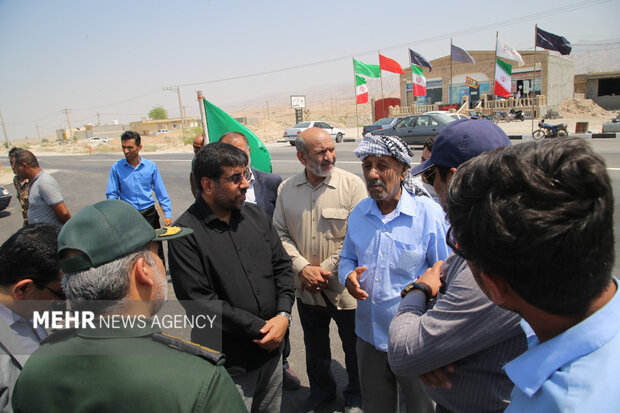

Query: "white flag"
(496, 38), (524, 66)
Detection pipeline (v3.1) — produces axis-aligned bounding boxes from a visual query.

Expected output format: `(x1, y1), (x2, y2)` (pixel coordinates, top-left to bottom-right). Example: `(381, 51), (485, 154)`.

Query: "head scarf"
(354, 134), (430, 198)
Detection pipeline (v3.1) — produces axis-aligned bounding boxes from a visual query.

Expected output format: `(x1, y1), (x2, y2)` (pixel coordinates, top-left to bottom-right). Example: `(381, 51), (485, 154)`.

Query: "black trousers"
(139, 205), (165, 267)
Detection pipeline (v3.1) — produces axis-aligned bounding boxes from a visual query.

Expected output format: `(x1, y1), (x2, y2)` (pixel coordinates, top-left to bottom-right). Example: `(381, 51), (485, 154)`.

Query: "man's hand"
(416, 260), (443, 298)
(164, 218), (172, 227)
(299, 265), (330, 294)
(345, 267), (368, 300)
(419, 364), (454, 389)
(253, 315), (289, 352)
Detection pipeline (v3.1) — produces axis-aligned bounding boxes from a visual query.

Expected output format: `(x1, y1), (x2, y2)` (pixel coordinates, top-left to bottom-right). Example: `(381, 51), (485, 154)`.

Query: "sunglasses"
(222, 168), (251, 185)
(446, 226), (470, 261)
(45, 286), (67, 300)
(422, 167), (437, 186)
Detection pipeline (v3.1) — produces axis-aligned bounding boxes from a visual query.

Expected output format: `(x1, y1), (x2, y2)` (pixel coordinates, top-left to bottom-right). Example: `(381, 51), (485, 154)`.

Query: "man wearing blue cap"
(388, 119), (527, 413)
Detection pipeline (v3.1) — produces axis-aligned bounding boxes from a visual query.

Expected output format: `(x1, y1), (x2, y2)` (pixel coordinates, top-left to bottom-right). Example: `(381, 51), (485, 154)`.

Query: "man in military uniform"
(11, 200), (245, 412)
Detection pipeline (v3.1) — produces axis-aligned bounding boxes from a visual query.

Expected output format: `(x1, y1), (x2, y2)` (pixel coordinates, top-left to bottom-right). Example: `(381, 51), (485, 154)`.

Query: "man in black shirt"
(168, 142), (295, 413)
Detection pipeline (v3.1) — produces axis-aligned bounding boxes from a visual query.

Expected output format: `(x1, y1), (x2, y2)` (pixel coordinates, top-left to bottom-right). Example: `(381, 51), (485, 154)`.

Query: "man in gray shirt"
(388, 119), (526, 413)
(10, 150), (71, 227)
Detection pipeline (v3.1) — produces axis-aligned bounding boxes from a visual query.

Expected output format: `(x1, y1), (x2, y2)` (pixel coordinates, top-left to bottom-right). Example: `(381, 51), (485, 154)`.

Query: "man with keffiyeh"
(338, 134), (449, 413)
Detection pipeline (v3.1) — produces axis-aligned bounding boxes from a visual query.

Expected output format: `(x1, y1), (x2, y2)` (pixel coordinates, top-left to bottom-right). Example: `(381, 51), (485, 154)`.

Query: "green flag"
(353, 59), (381, 78)
(203, 98), (272, 172)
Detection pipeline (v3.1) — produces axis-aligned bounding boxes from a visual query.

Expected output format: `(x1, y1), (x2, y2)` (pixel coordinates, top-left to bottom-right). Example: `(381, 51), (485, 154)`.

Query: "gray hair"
(294, 135), (308, 154)
(62, 246), (154, 312)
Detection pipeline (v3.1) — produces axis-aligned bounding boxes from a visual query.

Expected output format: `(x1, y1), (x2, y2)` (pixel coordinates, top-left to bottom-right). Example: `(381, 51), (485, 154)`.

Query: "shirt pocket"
(321, 208), (349, 240)
(389, 240), (425, 289)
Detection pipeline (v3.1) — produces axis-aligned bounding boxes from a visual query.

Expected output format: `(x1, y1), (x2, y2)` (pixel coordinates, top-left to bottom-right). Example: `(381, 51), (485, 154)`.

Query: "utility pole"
(62, 108), (72, 141)
(0, 109), (9, 149)
(36, 124), (41, 144)
(163, 86), (185, 139)
(266, 100), (270, 120)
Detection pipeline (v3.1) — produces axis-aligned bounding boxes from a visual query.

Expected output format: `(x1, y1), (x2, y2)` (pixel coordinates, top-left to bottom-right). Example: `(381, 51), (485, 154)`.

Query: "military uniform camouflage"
(11, 326), (246, 413)
(12, 176), (29, 226)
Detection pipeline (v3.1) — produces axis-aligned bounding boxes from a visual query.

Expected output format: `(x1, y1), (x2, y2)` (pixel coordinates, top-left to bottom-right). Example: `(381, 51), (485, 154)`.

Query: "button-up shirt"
(0, 304), (46, 355)
(504, 279), (620, 412)
(244, 168), (257, 204)
(273, 167), (367, 309)
(168, 197), (295, 372)
(106, 157), (172, 218)
(339, 189), (449, 351)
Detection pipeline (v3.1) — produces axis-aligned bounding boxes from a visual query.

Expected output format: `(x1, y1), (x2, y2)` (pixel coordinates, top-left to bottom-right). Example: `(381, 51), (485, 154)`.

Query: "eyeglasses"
(45, 286), (67, 300)
(221, 168), (251, 185)
(422, 167), (437, 186)
(446, 226), (470, 261)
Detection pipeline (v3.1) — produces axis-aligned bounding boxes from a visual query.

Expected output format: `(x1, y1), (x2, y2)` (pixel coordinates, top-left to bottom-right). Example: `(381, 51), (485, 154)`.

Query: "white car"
(156, 129), (170, 134)
(283, 121), (345, 146)
(89, 137), (111, 143)
(423, 111), (469, 121)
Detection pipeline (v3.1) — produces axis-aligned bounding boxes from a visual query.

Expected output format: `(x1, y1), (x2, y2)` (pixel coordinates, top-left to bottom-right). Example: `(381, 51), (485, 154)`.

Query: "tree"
(149, 105), (168, 120)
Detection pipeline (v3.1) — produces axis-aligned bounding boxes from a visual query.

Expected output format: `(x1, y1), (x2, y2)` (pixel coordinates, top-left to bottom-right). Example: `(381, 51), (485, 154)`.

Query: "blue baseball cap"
(411, 118), (511, 176)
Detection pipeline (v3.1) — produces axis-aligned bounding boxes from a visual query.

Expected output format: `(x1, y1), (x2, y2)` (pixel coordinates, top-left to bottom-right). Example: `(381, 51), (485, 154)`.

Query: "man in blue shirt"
(106, 131), (172, 264)
(339, 134), (449, 413)
(445, 137), (620, 412)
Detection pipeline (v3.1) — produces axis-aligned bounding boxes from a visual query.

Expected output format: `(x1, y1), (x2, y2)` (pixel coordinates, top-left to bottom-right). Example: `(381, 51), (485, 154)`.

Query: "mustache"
(321, 160), (335, 167)
(367, 179), (386, 189)
(238, 188), (247, 196)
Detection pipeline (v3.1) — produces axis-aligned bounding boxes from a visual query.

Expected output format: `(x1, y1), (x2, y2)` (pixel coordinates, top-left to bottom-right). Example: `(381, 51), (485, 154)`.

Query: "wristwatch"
(400, 281), (432, 301)
(277, 311), (292, 324)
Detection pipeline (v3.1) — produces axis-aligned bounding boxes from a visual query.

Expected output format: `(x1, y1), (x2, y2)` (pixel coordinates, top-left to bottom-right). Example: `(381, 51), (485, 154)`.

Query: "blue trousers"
(297, 299), (362, 407)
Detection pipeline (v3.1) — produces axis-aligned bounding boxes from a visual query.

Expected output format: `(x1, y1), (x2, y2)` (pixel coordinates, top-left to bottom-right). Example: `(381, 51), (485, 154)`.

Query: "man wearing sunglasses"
(388, 119), (525, 413)
(169, 142), (295, 413)
(0, 223), (62, 412)
(446, 138), (620, 412)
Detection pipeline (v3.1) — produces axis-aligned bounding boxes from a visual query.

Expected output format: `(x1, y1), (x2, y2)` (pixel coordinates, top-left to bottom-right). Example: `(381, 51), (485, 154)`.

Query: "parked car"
(156, 129), (170, 134)
(89, 136), (111, 143)
(423, 111), (468, 120)
(0, 186), (11, 211)
(370, 113), (456, 145)
(362, 117), (405, 136)
(283, 121), (345, 146)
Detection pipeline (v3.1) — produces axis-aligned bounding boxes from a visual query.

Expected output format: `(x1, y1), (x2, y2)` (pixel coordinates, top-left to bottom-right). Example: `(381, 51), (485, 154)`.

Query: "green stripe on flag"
(411, 65), (424, 75)
(496, 59), (512, 75)
(356, 75), (367, 86)
(354, 59), (381, 78)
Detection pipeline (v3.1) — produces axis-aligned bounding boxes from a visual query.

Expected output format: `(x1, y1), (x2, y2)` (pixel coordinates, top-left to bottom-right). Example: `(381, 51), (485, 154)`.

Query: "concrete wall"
(592, 95), (620, 110)
(546, 55), (574, 108)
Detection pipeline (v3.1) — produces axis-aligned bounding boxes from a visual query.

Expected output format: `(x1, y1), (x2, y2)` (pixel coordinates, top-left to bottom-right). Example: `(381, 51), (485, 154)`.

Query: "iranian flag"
(411, 65), (426, 96)
(356, 75), (368, 104)
(495, 59), (512, 98)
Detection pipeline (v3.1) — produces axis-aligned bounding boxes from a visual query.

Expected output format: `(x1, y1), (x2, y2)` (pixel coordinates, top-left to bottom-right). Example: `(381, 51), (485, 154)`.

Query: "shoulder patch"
(40, 328), (77, 345)
(152, 332), (225, 366)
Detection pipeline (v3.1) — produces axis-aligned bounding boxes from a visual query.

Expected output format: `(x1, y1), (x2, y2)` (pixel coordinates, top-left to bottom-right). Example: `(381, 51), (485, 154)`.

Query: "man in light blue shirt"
(339, 134), (449, 413)
(106, 130), (172, 264)
(446, 137), (620, 412)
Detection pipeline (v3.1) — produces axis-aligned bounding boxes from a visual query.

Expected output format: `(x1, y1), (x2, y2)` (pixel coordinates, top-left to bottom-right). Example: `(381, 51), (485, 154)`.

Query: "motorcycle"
(532, 120), (568, 140)
(508, 109), (525, 121)
(471, 112), (499, 124)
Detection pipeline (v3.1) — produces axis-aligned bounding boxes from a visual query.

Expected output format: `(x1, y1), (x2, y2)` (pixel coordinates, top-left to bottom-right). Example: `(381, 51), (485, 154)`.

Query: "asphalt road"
(2, 139), (620, 412)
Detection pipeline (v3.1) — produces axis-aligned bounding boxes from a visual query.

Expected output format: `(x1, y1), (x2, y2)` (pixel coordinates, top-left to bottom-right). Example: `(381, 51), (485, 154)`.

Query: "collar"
(505, 279), (620, 397)
(247, 168), (255, 184)
(195, 194), (243, 226)
(30, 170), (44, 184)
(77, 322), (160, 339)
(293, 168), (338, 189)
(362, 186), (417, 220)
(0, 303), (26, 328)
(121, 157), (143, 169)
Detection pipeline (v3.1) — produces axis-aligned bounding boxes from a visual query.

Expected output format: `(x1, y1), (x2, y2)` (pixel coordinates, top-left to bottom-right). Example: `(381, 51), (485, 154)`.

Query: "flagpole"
(493, 32), (498, 102)
(532, 25), (538, 136)
(449, 38), (453, 105)
(353, 58), (360, 139)
(197, 90), (207, 141)
(379, 50), (385, 118)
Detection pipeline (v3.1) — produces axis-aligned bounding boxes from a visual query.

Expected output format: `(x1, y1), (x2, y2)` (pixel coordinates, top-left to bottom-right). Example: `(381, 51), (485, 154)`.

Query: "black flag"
(409, 49), (432, 72)
(536, 27), (572, 55)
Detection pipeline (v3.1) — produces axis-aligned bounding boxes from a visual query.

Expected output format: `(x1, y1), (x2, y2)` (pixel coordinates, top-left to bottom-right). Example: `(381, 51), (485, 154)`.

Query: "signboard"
(291, 95), (306, 109)
(465, 76), (479, 89)
(295, 108), (303, 124)
(438, 104), (459, 111)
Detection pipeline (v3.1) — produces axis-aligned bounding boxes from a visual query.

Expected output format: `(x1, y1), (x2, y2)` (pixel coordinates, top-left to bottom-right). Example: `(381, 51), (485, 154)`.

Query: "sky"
(1, 0), (619, 141)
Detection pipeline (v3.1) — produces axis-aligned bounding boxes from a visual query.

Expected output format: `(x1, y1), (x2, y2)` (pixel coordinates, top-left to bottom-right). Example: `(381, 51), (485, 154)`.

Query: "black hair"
(121, 130), (141, 146)
(12, 149), (38, 168)
(423, 135), (436, 152)
(446, 138), (614, 317)
(193, 142), (248, 192)
(0, 224), (61, 288)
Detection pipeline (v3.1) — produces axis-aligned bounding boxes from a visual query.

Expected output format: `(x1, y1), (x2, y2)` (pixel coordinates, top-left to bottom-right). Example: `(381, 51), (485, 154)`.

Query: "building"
(129, 117), (199, 136)
(574, 71), (620, 110)
(399, 50), (574, 110)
